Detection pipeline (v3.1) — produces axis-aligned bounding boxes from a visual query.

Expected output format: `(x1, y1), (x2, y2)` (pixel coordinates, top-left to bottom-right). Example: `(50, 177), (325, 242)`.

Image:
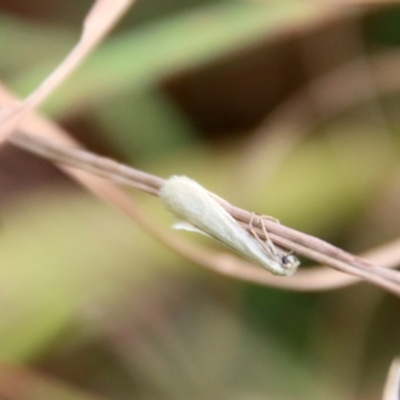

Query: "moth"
(159, 176), (299, 276)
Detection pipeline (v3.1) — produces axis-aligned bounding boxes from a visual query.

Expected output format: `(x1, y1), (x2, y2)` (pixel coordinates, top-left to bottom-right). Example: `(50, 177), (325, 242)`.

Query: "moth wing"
(171, 219), (211, 237)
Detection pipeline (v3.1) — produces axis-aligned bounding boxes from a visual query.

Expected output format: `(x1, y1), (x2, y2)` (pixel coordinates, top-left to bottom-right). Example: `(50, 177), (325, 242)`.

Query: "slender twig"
(9, 130), (400, 296)
(0, 0), (134, 143)
(383, 358), (400, 400)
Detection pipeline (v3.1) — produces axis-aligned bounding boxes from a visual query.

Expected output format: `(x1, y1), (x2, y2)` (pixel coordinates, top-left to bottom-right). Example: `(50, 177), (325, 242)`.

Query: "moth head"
(280, 253), (300, 276)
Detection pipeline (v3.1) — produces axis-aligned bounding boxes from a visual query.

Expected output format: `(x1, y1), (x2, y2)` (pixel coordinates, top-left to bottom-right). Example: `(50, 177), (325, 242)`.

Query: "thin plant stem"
(9, 130), (400, 297)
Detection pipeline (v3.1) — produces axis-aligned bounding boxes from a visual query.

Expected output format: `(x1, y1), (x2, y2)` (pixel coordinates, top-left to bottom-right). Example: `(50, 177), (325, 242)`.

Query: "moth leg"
(259, 215), (280, 257)
(249, 213), (276, 255)
(249, 213), (267, 248)
(260, 214), (280, 225)
(248, 213), (260, 242)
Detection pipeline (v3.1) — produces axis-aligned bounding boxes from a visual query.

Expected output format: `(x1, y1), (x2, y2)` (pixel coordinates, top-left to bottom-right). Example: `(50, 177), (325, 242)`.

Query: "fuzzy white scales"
(159, 176), (299, 276)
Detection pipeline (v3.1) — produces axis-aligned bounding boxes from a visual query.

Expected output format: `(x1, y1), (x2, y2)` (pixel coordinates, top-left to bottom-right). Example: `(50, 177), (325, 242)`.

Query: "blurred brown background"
(0, 1), (400, 399)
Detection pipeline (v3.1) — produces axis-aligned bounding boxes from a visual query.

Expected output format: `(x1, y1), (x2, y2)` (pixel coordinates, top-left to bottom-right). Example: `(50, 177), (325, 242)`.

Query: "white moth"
(159, 176), (299, 276)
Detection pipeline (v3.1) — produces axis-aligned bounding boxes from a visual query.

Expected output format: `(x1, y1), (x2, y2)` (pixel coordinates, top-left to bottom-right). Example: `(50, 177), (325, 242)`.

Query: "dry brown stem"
(1, 1), (400, 297)
(0, 0), (134, 143)
(9, 130), (400, 297)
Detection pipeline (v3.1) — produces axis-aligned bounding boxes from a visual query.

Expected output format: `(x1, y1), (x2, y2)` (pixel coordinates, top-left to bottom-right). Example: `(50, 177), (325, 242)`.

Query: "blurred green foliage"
(365, 6), (400, 46)
(0, 1), (400, 399)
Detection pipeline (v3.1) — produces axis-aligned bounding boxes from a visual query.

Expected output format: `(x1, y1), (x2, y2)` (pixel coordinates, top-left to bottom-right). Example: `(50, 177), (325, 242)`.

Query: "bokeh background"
(0, 1), (400, 399)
